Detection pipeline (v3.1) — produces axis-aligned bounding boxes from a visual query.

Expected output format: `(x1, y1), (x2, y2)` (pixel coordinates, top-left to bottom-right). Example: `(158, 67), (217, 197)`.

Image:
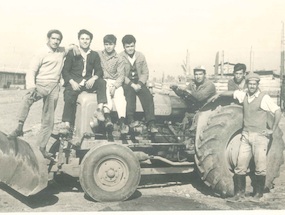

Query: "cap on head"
(194, 65), (206, 74)
(246, 72), (260, 82)
(233, 63), (246, 73)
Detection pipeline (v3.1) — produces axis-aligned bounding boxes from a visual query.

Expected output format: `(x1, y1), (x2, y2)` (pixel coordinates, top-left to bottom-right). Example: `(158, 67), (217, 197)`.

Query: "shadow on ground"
(0, 182), (59, 209)
(139, 171), (215, 196)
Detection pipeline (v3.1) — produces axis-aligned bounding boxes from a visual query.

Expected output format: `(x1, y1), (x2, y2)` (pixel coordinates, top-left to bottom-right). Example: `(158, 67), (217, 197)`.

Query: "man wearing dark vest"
(120, 34), (158, 133)
(216, 72), (281, 202)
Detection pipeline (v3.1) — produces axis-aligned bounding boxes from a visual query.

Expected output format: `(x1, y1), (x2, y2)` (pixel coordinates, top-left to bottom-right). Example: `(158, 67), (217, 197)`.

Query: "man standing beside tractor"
(61, 29), (108, 136)
(120, 34), (158, 133)
(228, 63), (247, 91)
(7, 29), (80, 159)
(98, 34), (129, 135)
(215, 72), (282, 202)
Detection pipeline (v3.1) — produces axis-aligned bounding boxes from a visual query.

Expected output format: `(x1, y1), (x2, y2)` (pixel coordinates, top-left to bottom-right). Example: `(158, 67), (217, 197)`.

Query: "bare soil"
(0, 89), (285, 212)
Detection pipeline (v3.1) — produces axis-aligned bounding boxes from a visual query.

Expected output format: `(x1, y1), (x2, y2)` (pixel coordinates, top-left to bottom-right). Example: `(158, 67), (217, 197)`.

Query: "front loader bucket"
(0, 131), (48, 196)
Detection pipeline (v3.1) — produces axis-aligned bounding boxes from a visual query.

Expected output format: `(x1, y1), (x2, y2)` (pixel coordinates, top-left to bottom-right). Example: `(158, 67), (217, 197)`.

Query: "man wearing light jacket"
(120, 34), (157, 133)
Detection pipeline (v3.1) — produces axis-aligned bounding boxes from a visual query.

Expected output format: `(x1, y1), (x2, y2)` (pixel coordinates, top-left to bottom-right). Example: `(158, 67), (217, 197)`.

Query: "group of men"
(7, 29), (282, 203)
(8, 29), (158, 158)
(171, 62), (282, 203)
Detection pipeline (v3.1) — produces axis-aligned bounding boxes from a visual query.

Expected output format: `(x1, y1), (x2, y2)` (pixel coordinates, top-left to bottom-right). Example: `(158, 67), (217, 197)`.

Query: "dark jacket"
(62, 50), (103, 85)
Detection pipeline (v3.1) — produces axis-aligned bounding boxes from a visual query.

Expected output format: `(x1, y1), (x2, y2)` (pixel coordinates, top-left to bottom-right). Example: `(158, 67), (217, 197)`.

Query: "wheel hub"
(226, 133), (242, 172)
(94, 158), (129, 191)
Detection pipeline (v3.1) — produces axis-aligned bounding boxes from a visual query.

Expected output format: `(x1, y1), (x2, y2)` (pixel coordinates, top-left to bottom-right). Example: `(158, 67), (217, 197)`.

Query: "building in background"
(0, 70), (26, 89)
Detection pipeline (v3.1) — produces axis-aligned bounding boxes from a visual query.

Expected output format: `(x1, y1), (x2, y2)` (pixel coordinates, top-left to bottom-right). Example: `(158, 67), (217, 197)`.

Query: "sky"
(1, 0), (285, 79)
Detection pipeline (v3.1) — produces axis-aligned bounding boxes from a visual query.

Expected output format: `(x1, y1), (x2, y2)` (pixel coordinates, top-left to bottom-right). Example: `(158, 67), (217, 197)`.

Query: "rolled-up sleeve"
(260, 95), (280, 114)
(233, 90), (246, 103)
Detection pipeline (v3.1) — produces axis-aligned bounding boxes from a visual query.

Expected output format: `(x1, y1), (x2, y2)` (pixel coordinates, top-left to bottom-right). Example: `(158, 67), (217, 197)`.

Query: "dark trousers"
(123, 84), (155, 124)
(62, 78), (107, 125)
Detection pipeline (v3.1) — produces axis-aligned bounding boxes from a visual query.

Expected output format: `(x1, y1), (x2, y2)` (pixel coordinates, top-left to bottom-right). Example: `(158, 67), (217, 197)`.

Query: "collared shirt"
(26, 44), (66, 89)
(98, 50), (124, 88)
(233, 89), (280, 114)
(127, 54), (136, 66)
(79, 48), (91, 77)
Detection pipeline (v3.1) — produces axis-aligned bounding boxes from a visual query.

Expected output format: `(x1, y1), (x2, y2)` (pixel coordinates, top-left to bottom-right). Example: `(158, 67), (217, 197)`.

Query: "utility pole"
(221, 50), (224, 78)
(250, 46), (254, 73)
(181, 49), (191, 81)
(214, 51), (219, 82)
(280, 21), (285, 111)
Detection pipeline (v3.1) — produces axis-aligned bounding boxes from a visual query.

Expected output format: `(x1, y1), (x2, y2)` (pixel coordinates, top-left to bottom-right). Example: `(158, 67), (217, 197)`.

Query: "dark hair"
(78, 29), (93, 40)
(103, 34), (117, 44)
(47, 29), (63, 41)
(233, 63), (246, 73)
(122, 34), (136, 46)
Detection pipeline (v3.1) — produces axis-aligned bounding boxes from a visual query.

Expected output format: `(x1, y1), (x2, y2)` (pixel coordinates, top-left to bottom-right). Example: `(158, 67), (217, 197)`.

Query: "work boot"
(94, 108), (105, 122)
(226, 174), (246, 203)
(39, 146), (54, 160)
(129, 120), (140, 128)
(7, 123), (24, 139)
(104, 112), (113, 130)
(250, 175), (265, 203)
(148, 121), (158, 133)
(119, 117), (129, 134)
(105, 118), (114, 130)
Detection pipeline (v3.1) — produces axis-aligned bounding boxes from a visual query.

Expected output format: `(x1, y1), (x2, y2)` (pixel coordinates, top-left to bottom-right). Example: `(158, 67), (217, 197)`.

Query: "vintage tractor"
(0, 84), (284, 202)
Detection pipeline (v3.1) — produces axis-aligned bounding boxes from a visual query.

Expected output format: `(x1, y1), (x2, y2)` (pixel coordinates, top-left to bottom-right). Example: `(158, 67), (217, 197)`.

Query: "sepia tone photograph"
(0, 0), (285, 213)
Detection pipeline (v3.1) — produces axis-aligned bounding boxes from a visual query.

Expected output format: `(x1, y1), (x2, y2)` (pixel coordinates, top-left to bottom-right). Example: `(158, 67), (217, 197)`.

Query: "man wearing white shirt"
(216, 72), (282, 202)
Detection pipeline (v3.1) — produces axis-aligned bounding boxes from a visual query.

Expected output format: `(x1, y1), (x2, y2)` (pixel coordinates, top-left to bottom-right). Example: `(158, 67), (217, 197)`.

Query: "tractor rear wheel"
(195, 104), (284, 197)
(79, 143), (141, 202)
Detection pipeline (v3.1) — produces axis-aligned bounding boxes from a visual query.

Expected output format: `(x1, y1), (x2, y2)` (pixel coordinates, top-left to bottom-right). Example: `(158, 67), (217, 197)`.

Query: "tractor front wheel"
(79, 143), (141, 202)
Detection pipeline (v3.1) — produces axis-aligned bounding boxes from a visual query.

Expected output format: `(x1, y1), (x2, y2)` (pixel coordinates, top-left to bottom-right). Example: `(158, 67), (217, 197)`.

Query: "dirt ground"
(1, 89), (285, 212)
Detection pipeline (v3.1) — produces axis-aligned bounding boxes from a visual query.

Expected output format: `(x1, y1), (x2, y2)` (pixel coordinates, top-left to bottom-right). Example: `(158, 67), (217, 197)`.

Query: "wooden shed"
(0, 70), (26, 89)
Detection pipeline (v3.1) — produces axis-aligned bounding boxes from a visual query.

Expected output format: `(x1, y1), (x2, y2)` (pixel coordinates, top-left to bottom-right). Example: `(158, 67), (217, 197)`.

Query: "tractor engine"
(73, 88), (196, 161)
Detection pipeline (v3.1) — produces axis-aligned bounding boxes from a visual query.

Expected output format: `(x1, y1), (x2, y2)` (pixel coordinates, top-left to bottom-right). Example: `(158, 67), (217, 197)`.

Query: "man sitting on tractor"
(60, 29), (108, 135)
(120, 34), (158, 133)
(98, 34), (129, 135)
(171, 65), (216, 112)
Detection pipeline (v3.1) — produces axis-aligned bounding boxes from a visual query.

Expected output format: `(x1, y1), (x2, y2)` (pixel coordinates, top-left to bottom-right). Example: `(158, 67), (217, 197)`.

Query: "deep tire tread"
(195, 104), (284, 197)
